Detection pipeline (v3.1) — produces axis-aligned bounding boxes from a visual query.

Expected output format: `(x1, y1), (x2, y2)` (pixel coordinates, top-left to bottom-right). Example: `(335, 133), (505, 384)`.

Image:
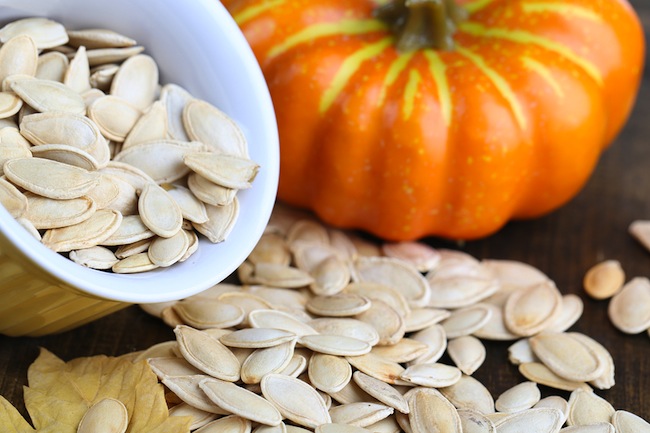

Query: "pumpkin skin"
(222, 0), (644, 240)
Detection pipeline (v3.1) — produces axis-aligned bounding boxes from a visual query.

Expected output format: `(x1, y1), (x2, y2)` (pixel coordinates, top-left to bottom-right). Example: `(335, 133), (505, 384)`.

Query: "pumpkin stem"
(375, 0), (467, 52)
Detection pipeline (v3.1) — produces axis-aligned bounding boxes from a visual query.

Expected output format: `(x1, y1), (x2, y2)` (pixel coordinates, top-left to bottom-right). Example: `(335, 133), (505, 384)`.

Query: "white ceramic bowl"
(0, 0), (279, 336)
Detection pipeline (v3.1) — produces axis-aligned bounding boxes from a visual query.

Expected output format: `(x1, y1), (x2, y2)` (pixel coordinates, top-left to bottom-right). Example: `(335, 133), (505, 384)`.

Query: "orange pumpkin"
(222, 0), (644, 240)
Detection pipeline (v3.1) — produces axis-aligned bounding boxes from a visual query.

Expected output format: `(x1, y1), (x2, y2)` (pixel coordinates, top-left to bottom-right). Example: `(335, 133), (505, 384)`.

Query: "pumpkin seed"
(407, 387), (462, 433)
(85, 46), (145, 67)
(559, 423), (615, 432)
(607, 276), (650, 334)
(308, 353), (352, 393)
(408, 324), (447, 365)
(200, 377), (283, 426)
(148, 229), (190, 267)
(5, 157), (99, 199)
(64, 45), (91, 93)
(457, 409), (496, 433)
(110, 54), (159, 110)
(187, 172), (238, 206)
(495, 381), (541, 413)
(173, 299), (245, 329)
(299, 334), (371, 357)
(139, 182), (183, 237)
(160, 83), (193, 141)
(261, 373), (332, 429)
(529, 332), (606, 382)
(11, 77), (86, 114)
(67, 28), (137, 49)
(566, 388), (615, 426)
(351, 370), (409, 414)
(306, 293), (372, 317)
(353, 256), (430, 308)
(344, 282), (411, 318)
(77, 398), (128, 433)
(174, 325), (241, 382)
(123, 100), (169, 148)
(183, 98), (248, 157)
(184, 152), (259, 190)
(355, 299), (405, 346)
(507, 339), (539, 365)
(583, 260), (625, 300)
(31, 144), (100, 171)
(42, 208), (122, 252)
(400, 363), (462, 388)
(427, 275), (499, 309)
(220, 328), (296, 349)
(87, 95), (142, 141)
(241, 340), (296, 384)
(36, 51), (68, 81)
(441, 303), (493, 338)
(518, 362), (592, 392)
(382, 241), (441, 273)
(404, 308), (450, 333)
(0, 92), (23, 119)
(569, 333), (615, 390)
(249, 309), (318, 336)
(147, 356), (203, 379)
(0, 34), (37, 82)
(308, 318), (380, 346)
(492, 408), (564, 433)
(503, 281), (563, 337)
(0, 177), (27, 218)
(370, 338), (429, 364)
(544, 294), (584, 333)
(0, 18), (68, 49)
(330, 402), (395, 428)
(611, 410), (650, 433)
(447, 335), (486, 375)
(315, 424), (371, 433)
(534, 396), (569, 425)
(193, 199), (240, 243)
(161, 374), (229, 414)
(346, 353), (410, 386)
(472, 303), (520, 341)
(168, 403), (218, 431)
(438, 374), (495, 414)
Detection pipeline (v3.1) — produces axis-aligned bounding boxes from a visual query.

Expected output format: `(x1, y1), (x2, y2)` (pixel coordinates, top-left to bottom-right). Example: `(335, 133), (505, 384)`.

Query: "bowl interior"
(0, 0), (279, 303)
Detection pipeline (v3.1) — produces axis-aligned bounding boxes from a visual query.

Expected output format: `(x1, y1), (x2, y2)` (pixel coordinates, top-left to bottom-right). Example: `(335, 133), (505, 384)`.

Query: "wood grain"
(2, 0), (650, 425)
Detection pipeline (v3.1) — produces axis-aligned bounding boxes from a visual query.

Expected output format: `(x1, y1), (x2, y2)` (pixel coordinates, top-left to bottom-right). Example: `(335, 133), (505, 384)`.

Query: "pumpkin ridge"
(232, 0), (287, 25)
(266, 19), (388, 60)
(320, 37), (393, 114)
(456, 44), (527, 130)
(458, 21), (603, 86)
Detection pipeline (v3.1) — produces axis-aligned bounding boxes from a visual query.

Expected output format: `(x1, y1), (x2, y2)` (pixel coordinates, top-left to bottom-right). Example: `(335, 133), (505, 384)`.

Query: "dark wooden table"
(2, 0), (650, 425)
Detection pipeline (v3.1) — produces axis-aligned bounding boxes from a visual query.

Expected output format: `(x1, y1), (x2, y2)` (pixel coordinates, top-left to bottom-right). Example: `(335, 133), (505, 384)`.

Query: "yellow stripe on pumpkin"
(464, 0), (497, 14)
(232, 0), (287, 25)
(403, 69), (422, 120)
(377, 51), (416, 106)
(423, 50), (452, 126)
(521, 2), (603, 22)
(521, 56), (564, 98)
(320, 38), (393, 114)
(459, 22), (603, 86)
(456, 45), (527, 130)
(267, 19), (388, 59)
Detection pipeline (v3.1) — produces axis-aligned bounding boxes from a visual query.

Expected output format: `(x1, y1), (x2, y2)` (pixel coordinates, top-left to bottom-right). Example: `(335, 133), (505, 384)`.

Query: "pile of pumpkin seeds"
(135, 203), (650, 433)
(0, 17), (259, 273)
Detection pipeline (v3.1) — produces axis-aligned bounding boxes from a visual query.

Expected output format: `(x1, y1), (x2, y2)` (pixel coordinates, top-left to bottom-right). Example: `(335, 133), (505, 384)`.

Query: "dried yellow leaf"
(0, 348), (191, 433)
